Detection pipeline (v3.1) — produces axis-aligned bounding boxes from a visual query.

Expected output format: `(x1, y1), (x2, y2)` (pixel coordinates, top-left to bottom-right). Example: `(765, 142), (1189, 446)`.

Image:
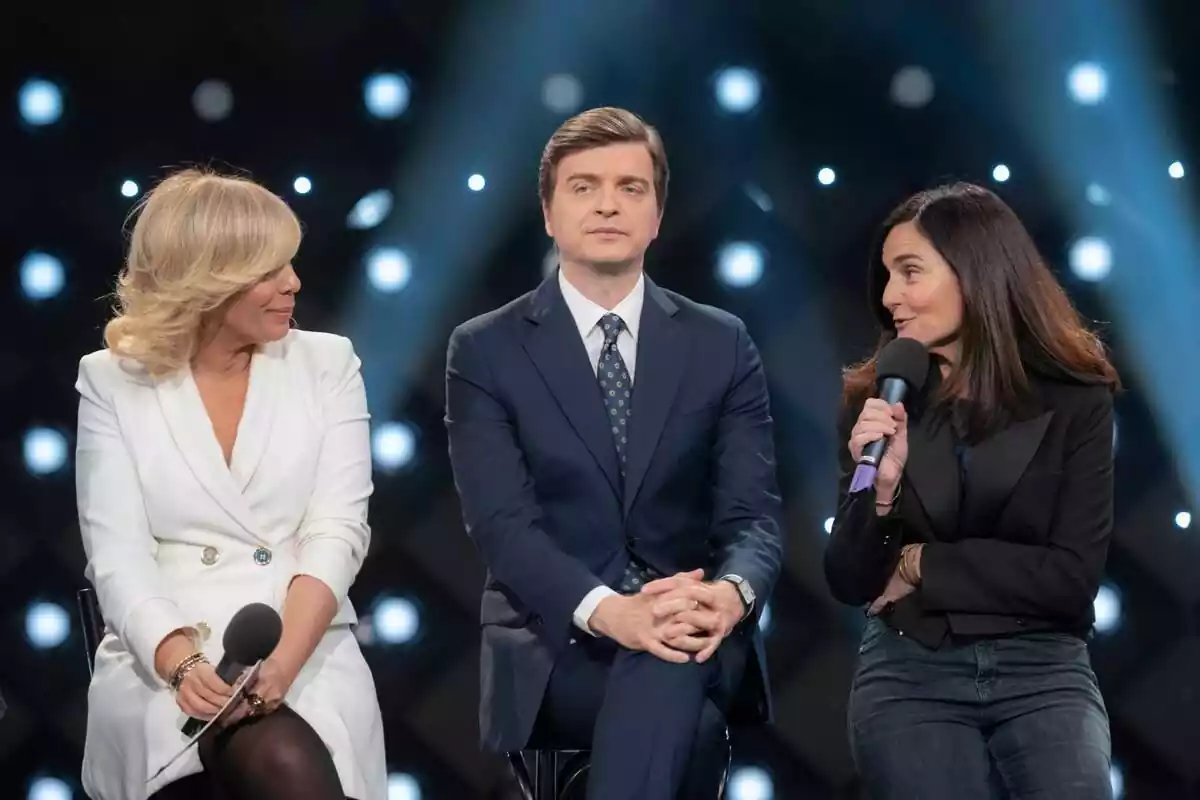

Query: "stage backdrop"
(3, 2), (1200, 798)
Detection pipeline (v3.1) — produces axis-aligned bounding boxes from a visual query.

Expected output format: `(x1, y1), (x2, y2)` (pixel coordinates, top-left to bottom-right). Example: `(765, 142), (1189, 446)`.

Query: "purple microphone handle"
(849, 463), (877, 494)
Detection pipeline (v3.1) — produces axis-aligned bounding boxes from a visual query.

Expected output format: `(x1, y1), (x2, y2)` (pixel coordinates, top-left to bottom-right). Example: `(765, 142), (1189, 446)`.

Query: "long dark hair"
(843, 182), (1120, 440)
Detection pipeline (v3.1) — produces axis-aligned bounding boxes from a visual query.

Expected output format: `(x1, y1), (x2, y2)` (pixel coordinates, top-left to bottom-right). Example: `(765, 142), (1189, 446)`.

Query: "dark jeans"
(849, 616), (1111, 800)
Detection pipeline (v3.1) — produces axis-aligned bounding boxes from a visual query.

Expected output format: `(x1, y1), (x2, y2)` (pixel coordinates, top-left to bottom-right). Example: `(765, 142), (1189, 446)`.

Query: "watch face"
(724, 576), (754, 608)
(740, 583), (755, 604)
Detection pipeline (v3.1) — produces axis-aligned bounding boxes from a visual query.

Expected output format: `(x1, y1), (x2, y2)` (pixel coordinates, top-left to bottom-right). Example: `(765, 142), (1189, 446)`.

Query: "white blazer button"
(253, 547), (272, 566)
(201, 546), (219, 566)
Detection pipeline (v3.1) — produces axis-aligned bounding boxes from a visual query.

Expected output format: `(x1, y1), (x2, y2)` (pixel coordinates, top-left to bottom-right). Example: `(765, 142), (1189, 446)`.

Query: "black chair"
(506, 750), (590, 800)
(506, 728), (731, 800)
(77, 587), (105, 675)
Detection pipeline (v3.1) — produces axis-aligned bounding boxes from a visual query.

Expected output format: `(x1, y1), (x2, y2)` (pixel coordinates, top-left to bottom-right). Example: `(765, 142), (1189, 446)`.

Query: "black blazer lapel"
(521, 277), (623, 500)
(904, 406), (961, 540)
(960, 410), (1054, 531)
(623, 279), (688, 517)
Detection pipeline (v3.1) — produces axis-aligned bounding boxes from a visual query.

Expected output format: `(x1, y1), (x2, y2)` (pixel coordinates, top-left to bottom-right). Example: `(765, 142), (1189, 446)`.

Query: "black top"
(824, 371), (1115, 648)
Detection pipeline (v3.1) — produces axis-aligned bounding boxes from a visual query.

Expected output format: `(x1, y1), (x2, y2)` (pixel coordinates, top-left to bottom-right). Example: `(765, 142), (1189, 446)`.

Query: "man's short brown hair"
(538, 107), (669, 212)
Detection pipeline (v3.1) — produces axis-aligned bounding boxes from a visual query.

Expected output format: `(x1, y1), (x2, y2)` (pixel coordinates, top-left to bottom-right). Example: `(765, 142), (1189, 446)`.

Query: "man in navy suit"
(445, 107), (783, 799)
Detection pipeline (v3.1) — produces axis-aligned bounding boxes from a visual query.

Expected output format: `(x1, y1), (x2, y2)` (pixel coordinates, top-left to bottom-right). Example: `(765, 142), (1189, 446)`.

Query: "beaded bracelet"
(168, 652), (209, 692)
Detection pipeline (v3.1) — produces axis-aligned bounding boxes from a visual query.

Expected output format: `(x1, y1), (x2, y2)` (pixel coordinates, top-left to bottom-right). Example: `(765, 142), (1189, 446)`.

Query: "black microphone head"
(876, 337), (930, 392)
(222, 603), (283, 664)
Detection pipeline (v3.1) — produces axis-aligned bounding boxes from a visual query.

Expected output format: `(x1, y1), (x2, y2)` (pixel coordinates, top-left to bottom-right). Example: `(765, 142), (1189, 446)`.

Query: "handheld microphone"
(848, 337), (930, 493)
(180, 603), (282, 737)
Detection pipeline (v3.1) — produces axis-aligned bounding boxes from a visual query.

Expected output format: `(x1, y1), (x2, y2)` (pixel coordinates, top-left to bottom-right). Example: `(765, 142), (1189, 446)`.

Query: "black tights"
(148, 704), (354, 800)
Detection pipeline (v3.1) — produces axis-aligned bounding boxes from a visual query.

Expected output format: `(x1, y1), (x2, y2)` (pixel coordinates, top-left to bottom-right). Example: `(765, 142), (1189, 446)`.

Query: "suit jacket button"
(201, 546), (219, 566)
(253, 547), (272, 566)
(1016, 618), (1026, 626)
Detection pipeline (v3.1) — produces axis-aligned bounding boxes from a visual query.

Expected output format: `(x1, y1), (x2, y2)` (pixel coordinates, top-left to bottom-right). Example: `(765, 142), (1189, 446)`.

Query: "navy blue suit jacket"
(445, 272), (783, 751)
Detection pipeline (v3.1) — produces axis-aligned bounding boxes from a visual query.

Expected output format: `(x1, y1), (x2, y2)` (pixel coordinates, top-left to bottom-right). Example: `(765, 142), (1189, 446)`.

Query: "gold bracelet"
(875, 482), (902, 508)
(898, 543), (924, 585)
(168, 652), (208, 692)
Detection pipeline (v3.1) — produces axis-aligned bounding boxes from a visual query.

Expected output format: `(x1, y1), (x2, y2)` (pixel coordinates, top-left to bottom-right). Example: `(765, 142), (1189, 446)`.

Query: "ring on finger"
(246, 692), (266, 716)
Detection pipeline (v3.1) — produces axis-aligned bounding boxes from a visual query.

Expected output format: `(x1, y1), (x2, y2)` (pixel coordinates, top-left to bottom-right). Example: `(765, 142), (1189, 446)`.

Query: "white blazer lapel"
(230, 343), (283, 492)
(155, 366), (267, 543)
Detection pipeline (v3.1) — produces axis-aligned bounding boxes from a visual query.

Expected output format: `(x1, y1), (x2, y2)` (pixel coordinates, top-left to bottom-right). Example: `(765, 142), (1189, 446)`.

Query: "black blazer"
(824, 371), (1115, 647)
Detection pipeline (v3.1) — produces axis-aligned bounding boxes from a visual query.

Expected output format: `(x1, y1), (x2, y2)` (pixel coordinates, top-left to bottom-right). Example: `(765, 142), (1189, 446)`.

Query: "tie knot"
(600, 313), (625, 344)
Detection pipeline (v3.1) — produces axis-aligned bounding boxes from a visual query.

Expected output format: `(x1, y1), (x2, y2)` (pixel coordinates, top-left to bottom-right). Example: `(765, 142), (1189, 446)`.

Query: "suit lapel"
(960, 410), (1054, 531)
(229, 343), (283, 492)
(623, 280), (687, 517)
(155, 362), (267, 543)
(521, 278), (623, 500)
(904, 407), (961, 539)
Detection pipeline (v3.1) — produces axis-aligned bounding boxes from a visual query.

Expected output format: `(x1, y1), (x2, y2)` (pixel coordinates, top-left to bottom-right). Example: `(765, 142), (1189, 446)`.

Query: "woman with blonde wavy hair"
(76, 168), (387, 800)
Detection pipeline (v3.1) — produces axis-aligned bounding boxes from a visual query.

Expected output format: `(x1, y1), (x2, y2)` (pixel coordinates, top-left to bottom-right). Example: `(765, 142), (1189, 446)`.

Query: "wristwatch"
(720, 574), (756, 619)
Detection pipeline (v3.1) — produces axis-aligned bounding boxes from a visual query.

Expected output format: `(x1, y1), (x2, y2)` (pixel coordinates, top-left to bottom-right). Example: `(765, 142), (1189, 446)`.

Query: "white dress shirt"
(558, 269), (643, 634)
(558, 267), (643, 383)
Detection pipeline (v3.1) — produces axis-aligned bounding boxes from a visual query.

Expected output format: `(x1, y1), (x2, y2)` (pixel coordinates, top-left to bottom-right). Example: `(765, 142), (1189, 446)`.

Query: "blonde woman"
(76, 169), (387, 800)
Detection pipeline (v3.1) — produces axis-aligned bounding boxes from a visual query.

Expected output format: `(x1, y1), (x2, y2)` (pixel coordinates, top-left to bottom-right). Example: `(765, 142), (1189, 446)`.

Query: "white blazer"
(76, 330), (387, 800)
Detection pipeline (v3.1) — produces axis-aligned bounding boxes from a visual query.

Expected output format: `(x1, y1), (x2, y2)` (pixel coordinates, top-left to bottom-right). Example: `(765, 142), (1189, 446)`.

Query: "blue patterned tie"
(597, 313), (633, 482)
(598, 313), (660, 594)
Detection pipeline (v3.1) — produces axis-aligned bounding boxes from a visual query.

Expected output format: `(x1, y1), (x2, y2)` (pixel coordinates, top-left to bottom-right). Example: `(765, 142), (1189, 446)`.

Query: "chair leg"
(77, 588), (103, 677)
(717, 726), (732, 799)
(556, 752), (590, 800)
(506, 752), (535, 800)
(536, 751), (558, 799)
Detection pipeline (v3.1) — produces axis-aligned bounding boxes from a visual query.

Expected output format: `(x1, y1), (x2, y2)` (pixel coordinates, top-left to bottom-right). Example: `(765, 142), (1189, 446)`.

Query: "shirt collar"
(558, 268), (645, 341)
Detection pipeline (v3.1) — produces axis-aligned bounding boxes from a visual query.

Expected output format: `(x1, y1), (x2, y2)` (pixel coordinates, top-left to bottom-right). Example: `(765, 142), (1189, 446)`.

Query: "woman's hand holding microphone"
(848, 398), (909, 508)
(155, 627), (288, 730)
(174, 659), (237, 721)
(156, 631), (237, 723)
(847, 399), (924, 613)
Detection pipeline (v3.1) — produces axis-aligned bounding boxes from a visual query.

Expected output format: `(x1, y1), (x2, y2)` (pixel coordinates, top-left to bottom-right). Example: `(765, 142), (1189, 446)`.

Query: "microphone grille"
(876, 337), (930, 391)
(222, 603), (283, 664)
